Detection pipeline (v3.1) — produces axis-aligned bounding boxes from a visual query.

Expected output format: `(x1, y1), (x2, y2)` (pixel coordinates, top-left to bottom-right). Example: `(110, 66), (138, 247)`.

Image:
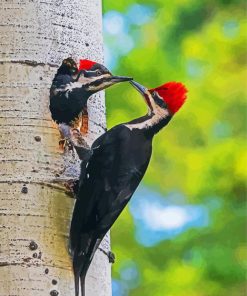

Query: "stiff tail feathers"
(72, 232), (91, 296)
(73, 257), (86, 296)
(72, 234), (100, 296)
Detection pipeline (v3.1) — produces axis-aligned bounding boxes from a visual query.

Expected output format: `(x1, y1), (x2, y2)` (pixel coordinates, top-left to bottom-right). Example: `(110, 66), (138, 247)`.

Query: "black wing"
(70, 125), (152, 296)
(69, 125), (125, 250)
(70, 125), (151, 248)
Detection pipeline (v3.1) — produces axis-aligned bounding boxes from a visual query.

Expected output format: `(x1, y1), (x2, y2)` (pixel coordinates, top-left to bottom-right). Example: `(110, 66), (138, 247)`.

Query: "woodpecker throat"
(125, 108), (172, 135)
(125, 81), (173, 134)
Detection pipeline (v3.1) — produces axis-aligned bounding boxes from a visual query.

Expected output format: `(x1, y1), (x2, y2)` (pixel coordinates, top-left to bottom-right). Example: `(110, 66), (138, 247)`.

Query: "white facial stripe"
(125, 91), (169, 131)
(87, 80), (111, 91)
(138, 89), (156, 111)
(77, 73), (110, 85)
(124, 108), (169, 131)
(54, 73), (111, 96)
(78, 73), (112, 92)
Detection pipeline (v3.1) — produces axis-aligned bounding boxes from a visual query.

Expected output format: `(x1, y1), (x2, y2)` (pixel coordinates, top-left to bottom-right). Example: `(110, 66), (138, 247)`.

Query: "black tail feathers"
(72, 233), (92, 296)
(73, 270), (86, 296)
(80, 274), (86, 296)
(74, 270), (80, 296)
(74, 272), (86, 296)
(73, 251), (87, 296)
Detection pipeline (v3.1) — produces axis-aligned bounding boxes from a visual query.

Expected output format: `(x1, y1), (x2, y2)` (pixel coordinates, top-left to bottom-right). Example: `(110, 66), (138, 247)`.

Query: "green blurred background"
(102, 1), (247, 295)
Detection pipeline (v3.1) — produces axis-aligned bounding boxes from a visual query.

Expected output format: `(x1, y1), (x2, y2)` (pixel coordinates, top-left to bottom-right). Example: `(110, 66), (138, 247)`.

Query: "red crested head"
(149, 82), (187, 114)
(79, 59), (97, 71)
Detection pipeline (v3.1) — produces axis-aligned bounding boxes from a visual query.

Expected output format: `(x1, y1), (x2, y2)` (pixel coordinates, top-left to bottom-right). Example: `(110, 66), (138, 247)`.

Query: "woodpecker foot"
(58, 123), (91, 158)
(64, 179), (79, 197)
(108, 251), (116, 263)
(58, 123), (73, 152)
(59, 139), (66, 152)
(70, 128), (91, 160)
(98, 248), (115, 263)
(70, 128), (89, 148)
(59, 138), (73, 152)
(80, 108), (89, 135)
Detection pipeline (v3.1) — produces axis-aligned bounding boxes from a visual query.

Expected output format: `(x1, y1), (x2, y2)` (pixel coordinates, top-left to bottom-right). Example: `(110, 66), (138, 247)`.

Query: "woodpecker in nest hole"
(49, 57), (132, 150)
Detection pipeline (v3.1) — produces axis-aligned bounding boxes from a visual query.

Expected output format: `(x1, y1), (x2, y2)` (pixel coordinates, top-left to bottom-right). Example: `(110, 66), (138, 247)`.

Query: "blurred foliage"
(103, 0), (247, 295)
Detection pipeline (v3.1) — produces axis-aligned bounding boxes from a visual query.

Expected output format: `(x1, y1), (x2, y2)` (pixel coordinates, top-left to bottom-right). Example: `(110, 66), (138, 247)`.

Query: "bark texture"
(0, 1), (111, 295)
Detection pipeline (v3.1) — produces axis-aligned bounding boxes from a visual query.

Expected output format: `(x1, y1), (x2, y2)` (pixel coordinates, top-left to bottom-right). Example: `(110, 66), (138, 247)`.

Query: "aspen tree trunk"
(0, 1), (111, 295)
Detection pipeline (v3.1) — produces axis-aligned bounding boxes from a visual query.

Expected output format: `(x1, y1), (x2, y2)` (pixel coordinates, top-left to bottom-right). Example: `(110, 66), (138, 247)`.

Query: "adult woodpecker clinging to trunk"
(49, 57), (132, 149)
(69, 79), (188, 296)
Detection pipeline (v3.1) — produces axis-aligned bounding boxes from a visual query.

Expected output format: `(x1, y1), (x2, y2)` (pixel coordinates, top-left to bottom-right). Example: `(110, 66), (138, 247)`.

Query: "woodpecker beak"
(84, 73), (133, 94)
(130, 80), (153, 110)
(109, 75), (133, 83)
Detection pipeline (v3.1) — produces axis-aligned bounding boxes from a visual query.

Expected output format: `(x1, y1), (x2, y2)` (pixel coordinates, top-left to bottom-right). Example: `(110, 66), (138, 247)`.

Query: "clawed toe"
(98, 247), (116, 263)
(64, 179), (79, 197)
(80, 109), (89, 135)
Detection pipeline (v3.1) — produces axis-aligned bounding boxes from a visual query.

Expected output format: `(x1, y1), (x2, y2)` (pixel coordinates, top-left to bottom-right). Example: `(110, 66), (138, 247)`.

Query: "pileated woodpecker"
(49, 57), (132, 142)
(69, 80), (188, 296)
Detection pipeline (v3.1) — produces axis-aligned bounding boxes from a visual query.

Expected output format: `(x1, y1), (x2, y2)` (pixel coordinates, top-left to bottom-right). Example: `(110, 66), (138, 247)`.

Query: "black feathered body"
(49, 71), (89, 125)
(70, 123), (153, 296)
(70, 124), (152, 243)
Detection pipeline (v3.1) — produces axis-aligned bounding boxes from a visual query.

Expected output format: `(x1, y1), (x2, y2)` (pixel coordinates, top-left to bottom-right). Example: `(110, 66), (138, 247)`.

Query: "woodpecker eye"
(96, 70), (102, 76)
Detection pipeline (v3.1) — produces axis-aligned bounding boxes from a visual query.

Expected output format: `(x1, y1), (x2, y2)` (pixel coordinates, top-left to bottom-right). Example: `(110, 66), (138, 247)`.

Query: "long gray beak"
(109, 76), (133, 83)
(130, 80), (148, 95)
(86, 75), (133, 93)
(130, 80), (153, 110)
(82, 70), (132, 83)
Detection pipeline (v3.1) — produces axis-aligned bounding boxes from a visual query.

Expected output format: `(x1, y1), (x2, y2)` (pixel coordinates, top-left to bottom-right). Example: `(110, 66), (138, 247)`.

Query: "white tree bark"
(0, 1), (111, 296)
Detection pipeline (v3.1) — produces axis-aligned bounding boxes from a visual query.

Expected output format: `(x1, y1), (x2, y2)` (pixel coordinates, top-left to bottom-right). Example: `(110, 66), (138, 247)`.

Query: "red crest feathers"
(79, 59), (97, 70)
(149, 82), (187, 114)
